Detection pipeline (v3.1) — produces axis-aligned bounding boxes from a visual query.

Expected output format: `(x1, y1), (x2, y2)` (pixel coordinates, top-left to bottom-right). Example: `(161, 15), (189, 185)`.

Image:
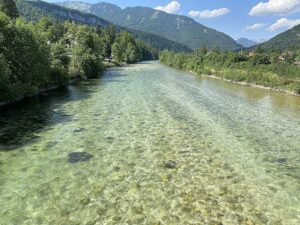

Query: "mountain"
(56, 1), (240, 51)
(15, 0), (192, 53)
(258, 25), (300, 50)
(236, 38), (259, 48)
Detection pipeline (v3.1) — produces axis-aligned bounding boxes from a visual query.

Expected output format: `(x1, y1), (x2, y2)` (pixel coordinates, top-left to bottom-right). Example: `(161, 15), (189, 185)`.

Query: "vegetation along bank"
(0, 0), (158, 105)
(160, 46), (300, 95)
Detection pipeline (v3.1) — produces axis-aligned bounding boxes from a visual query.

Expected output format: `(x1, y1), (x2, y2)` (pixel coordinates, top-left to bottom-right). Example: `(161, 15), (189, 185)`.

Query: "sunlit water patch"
(0, 61), (299, 225)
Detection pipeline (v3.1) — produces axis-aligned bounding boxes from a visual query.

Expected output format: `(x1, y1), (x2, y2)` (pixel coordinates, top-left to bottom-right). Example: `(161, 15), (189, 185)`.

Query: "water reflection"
(200, 76), (300, 119)
(0, 82), (97, 150)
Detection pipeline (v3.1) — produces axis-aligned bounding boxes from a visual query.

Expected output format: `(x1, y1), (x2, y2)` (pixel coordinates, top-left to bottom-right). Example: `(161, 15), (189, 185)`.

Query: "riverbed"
(0, 61), (299, 224)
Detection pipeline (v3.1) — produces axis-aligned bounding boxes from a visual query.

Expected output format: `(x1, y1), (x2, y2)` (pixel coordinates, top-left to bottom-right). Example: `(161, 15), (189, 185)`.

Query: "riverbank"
(189, 70), (300, 97)
(159, 50), (300, 96)
(0, 79), (79, 108)
(0, 62), (121, 108)
(160, 62), (300, 96)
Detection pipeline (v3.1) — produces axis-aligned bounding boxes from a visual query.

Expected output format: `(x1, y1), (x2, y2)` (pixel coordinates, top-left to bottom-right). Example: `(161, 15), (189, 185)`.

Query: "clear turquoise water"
(0, 61), (299, 225)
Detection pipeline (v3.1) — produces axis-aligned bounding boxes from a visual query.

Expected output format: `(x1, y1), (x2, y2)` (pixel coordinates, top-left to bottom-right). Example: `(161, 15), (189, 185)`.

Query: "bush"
(159, 49), (300, 94)
(82, 53), (103, 78)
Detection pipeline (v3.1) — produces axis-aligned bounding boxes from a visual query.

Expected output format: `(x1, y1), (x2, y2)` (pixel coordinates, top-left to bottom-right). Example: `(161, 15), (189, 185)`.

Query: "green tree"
(0, 13), (52, 100)
(102, 25), (116, 58)
(112, 31), (141, 64)
(34, 17), (65, 43)
(199, 44), (208, 55)
(255, 45), (264, 54)
(270, 52), (280, 64)
(0, 0), (19, 19)
(66, 24), (103, 78)
(0, 53), (11, 101)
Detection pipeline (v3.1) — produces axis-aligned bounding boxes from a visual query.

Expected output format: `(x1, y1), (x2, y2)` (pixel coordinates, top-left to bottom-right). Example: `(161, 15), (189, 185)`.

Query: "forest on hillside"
(258, 24), (300, 50)
(15, 0), (192, 53)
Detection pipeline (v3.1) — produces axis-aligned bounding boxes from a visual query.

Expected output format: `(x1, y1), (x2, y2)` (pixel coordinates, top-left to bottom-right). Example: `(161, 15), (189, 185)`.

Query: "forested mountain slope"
(258, 25), (300, 50)
(16, 0), (192, 52)
(56, 1), (240, 51)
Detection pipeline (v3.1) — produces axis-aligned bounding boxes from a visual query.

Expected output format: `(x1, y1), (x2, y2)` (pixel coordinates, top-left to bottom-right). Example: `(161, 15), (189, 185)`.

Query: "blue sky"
(47, 0), (300, 41)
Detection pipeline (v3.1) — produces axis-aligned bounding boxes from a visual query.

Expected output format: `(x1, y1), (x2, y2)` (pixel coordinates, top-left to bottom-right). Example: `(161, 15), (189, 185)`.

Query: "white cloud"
(188, 8), (230, 19)
(243, 23), (268, 31)
(249, 0), (300, 16)
(268, 18), (300, 31)
(155, 1), (181, 14)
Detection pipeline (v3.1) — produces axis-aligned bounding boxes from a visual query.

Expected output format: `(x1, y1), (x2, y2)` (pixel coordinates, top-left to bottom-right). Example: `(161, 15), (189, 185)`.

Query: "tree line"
(15, 0), (192, 53)
(0, 0), (158, 103)
(160, 45), (300, 94)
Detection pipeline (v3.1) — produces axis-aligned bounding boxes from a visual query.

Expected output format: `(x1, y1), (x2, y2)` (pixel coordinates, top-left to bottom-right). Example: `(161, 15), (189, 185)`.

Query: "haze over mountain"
(15, 0), (192, 53)
(236, 38), (259, 48)
(56, 1), (241, 51)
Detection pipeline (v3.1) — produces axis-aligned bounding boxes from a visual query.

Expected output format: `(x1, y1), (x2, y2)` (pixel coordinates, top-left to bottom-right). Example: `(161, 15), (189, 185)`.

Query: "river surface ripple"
(0, 61), (299, 225)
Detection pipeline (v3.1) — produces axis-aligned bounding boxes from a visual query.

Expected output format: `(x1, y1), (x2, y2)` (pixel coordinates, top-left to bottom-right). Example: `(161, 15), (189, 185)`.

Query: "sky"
(47, 0), (300, 41)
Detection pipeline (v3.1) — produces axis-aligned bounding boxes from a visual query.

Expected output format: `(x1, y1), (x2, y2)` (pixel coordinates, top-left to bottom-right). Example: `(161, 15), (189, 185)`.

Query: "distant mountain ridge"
(15, 0), (192, 52)
(56, 1), (241, 51)
(236, 38), (259, 48)
(258, 24), (300, 50)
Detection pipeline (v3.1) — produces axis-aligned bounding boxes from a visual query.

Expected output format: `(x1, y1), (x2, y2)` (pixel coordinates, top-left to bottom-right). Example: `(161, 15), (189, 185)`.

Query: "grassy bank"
(159, 50), (300, 95)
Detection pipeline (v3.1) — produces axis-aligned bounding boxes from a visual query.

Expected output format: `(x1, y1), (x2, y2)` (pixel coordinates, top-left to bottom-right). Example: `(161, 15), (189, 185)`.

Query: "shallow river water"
(0, 61), (300, 225)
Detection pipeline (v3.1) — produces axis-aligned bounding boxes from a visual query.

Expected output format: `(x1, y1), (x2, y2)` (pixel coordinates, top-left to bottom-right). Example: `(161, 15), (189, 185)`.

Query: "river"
(0, 61), (299, 224)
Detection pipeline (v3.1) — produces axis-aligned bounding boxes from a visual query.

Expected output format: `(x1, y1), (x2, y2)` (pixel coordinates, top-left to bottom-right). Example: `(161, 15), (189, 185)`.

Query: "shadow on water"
(0, 69), (129, 151)
(0, 81), (97, 151)
(99, 69), (128, 85)
(199, 76), (300, 117)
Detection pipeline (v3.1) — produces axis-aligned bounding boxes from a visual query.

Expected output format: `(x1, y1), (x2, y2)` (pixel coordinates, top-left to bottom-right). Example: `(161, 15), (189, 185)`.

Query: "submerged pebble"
(68, 152), (93, 163)
(73, 128), (87, 133)
(46, 141), (59, 148)
(106, 136), (114, 143)
(164, 160), (177, 169)
(276, 158), (287, 164)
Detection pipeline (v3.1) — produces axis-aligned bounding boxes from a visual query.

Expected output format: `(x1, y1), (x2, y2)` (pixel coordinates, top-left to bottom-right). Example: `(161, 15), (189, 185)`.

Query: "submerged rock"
(68, 152), (93, 163)
(164, 160), (177, 169)
(73, 128), (87, 133)
(105, 136), (114, 143)
(47, 141), (59, 149)
(276, 158), (287, 164)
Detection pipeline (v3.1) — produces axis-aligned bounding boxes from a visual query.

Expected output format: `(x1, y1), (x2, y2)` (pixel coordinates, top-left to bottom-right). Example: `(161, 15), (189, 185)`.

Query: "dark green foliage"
(198, 44), (208, 56)
(136, 40), (158, 61)
(0, 53), (11, 100)
(252, 54), (271, 65)
(128, 29), (192, 52)
(255, 45), (264, 54)
(56, 1), (240, 51)
(0, 0), (19, 19)
(234, 54), (248, 63)
(160, 49), (300, 94)
(81, 54), (103, 78)
(112, 32), (140, 64)
(64, 22), (104, 79)
(0, 13), (51, 101)
(102, 25), (116, 58)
